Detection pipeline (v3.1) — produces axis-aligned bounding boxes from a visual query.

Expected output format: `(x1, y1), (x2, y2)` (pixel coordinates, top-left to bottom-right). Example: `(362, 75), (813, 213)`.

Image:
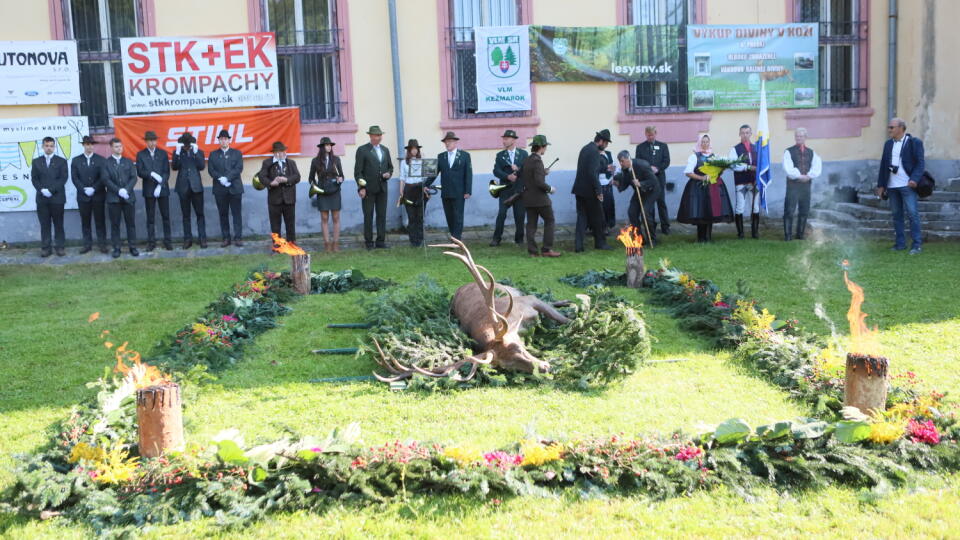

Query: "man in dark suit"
(635, 125), (671, 235)
(431, 131), (473, 240)
(172, 132), (207, 249)
(208, 129), (245, 247)
(572, 129), (613, 252)
(259, 141), (301, 243)
(876, 117), (925, 254)
(490, 129), (527, 246)
(71, 135), (108, 254)
(599, 148), (615, 235)
(613, 151), (660, 244)
(353, 125), (394, 249)
(31, 136), (69, 257)
(103, 138), (139, 258)
(136, 130), (172, 251)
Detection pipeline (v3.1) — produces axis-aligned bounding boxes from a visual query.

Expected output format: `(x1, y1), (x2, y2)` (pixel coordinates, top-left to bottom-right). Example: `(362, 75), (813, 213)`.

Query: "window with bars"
(448, 0), (525, 118)
(626, 0), (692, 114)
(796, 0), (867, 107)
(263, 0), (344, 123)
(68, 0), (141, 131)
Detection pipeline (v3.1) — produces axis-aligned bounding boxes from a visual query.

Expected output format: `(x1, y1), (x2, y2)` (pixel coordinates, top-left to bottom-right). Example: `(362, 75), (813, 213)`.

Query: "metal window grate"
(266, 0), (345, 123)
(447, 0), (528, 119)
(797, 0), (868, 107)
(625, 0), (693, 114)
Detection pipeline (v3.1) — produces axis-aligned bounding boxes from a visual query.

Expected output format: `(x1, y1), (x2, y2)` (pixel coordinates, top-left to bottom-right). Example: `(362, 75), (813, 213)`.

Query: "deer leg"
(532, 300), (571, 324)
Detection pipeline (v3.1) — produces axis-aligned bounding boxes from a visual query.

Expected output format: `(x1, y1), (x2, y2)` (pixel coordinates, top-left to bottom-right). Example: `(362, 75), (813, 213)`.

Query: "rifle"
(504, 157), (558, 208)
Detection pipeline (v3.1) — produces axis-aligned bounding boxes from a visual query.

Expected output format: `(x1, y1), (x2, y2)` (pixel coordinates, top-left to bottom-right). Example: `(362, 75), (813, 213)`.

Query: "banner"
(0, 116), (87, 212)
(474, 25), (531, 113)
(112, 107), (301, 161)
(0, 41), (80, 105)
(120, 33), (280, 113)
(686, 24), (819, 110)
(529, 25), (679, 82)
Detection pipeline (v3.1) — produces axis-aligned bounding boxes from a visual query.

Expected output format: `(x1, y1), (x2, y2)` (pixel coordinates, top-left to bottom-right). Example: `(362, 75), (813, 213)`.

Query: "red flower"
(907, 419), (940, 445)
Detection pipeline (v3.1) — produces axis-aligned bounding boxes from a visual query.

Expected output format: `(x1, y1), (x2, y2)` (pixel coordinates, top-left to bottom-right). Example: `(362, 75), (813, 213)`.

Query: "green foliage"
(311, 269), (392, 294)
(559, 269), (626, 288)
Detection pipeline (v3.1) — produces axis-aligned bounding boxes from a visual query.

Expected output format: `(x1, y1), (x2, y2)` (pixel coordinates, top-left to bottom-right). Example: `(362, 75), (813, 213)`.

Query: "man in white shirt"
(781, 127), (822, 241)
(431, 131), (472, 240)
(876, 118), (925, 254)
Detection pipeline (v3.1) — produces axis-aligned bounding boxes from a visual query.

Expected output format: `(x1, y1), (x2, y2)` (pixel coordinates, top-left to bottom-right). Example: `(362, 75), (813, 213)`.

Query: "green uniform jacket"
(353, 143), (393, 195)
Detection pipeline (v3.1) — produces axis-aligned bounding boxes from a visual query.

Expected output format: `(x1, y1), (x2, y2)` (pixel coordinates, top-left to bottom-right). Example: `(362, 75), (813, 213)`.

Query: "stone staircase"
(810, 177), (960, 242)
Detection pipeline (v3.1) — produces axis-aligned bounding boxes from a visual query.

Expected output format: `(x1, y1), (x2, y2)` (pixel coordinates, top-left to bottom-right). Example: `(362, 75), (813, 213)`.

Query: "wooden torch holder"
(625, 248), (645, 288)
(843, 353), (889, 416)
(291, 253), (311, 295)
(136, 383), (185, 458)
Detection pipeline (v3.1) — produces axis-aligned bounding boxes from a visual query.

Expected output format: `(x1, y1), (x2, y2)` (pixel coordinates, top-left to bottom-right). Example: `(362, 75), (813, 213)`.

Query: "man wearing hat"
(259, 141), (301, 243)
(172, 132), (207, 248)
(571, 129), (614, 252)
(32, 136), (69, 257)
(208, 129), (245, 247)
(353, 126), (394, 249)
(71, 135), (109, 254)
(430, 131), (473, 240)
(520, 135), (561, 258)
(103, 137), (139, 258)
(136, 131), (172, 251)
(490, 129), (527, 247)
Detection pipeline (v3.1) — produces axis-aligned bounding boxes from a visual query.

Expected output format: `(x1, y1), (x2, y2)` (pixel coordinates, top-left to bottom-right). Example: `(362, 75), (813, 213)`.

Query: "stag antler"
(371, 337), (493, 383)
(429, 237), (515, 339)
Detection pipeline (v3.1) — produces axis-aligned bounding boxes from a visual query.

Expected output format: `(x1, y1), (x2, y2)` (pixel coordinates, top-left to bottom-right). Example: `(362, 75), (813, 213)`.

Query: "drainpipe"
(388, 0), (405, 154)
(887, 0), (898, 120)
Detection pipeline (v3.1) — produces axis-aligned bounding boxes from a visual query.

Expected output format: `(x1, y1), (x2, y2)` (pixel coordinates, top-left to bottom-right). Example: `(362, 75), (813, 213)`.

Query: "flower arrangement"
(699, 155), (745, 185)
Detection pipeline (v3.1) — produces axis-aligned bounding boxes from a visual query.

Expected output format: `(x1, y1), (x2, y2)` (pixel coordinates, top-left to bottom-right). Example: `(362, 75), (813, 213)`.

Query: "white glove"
(41, 188), (52, 198)
(153, 185), (161, 198)
(192, 147), (198, 154)
(83, 187), (94, 197)
(219, 176), (231, 187)
(118, 188), (129, 200)
(150, 172), (162, 182)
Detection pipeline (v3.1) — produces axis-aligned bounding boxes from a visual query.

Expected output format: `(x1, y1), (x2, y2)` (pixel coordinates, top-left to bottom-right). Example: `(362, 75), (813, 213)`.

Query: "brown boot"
(333, 242), (340, 252)
(323, 241), (331, 253)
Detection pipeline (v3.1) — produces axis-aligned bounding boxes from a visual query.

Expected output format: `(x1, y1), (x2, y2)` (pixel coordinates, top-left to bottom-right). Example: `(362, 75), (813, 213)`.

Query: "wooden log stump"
(291, 253), (311, 295)
(625, 248), (644, 288)
(844, 353), (889, 416)
(136, 383), (185, 458)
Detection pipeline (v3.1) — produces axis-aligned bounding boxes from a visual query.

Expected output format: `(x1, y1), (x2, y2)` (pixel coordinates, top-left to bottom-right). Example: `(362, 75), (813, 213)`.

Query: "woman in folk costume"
(397, 139), (430, 247)
(308, 137), (345, 252)
(677, 133), (734, 243)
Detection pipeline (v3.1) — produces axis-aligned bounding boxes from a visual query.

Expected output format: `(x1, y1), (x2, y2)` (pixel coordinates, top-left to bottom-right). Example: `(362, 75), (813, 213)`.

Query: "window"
(796, 0), (867, 107)
(67, 0), (142, 130)
(626, 0), (693, 113)
(264, 0), (344, 123)
(447, 0), (524, 118)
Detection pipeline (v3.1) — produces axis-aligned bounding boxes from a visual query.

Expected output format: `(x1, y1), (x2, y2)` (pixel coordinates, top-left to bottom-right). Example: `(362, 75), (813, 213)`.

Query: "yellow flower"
(732, 300), (776, 332)
(442, 446), (482, 466)
(68, 442), (105, 464)
(867, 421), (905, 444)
(678, 274), (689, 286)
(94, 441), (140, 484)
(519, 440), (563, 466)
(714, 292), (723, 304)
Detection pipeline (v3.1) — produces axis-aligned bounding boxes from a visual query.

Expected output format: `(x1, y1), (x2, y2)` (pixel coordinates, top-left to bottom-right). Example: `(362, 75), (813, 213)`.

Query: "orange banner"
(112, 107), (301, 161)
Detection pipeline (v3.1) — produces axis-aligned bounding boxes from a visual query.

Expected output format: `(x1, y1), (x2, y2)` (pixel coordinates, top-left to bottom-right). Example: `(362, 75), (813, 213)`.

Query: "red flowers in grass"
(907, 419), (940, 445)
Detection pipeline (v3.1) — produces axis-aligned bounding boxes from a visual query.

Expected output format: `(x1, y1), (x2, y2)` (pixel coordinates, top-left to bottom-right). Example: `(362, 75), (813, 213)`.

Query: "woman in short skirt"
(677, 133), (734, 242)
(309, 136), (344, 252)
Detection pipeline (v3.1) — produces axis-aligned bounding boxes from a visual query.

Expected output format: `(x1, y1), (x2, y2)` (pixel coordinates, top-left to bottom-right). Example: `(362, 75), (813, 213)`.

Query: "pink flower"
(483, 451), (522, 470)
(674, 446), (703, 462)
(222, 314), (239, 322)
(310, 447), (323, 453)
(713, 302), (730, 309)
(907, 419), (940, 445)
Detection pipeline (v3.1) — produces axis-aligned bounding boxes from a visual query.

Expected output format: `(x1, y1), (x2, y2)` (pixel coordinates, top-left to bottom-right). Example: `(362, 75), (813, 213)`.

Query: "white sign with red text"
(120, 33), (279, 113)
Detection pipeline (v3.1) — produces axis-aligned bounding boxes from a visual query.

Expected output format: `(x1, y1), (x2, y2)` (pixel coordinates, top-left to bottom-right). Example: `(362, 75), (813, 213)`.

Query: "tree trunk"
(291, 253), (311, 295)
(625, 249), (644, 288)
(136, 383), (185, 458)
(844, 353), (889, 416)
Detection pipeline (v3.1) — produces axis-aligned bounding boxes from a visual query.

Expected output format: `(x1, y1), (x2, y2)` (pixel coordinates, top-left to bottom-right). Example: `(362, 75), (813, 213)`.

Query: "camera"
(888, 164), (899, 174)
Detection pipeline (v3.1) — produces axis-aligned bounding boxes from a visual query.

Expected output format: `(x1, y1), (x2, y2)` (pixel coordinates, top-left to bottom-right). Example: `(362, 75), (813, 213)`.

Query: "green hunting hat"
(531, 134), (550, 147)
(367, 125), (384, 135)
(143, 131), (158, 141)
(502, 129), (518, 139)
(271, 141), (287, 152)
(441, 131), (459, 142)
(317, 136), (336, 147)
(405, 139), (422, 149)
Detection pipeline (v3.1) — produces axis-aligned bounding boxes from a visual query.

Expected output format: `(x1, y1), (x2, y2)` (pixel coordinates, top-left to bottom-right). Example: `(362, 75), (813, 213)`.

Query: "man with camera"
(782, 127), (822, 241)
(876, 118), (925, 254)
(172, 132), (207, 249)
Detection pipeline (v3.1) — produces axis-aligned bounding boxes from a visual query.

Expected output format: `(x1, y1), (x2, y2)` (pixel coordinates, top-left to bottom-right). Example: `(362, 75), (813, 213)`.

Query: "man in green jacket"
(490, 129), (528, 246)
(353, 125), (394, 249)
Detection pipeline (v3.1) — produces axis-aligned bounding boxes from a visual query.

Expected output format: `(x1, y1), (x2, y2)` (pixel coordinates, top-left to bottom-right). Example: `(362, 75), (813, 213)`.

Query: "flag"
(756, 80), (771, 213)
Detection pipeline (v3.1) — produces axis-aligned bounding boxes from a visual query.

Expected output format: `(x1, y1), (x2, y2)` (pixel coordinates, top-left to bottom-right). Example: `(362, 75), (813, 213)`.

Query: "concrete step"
(944, 177), (960, 192)
(809, 219), (960, 242)
(858, 193), (960, 213)
(925, 190), (960, 203)
(812, 208), (960, 231)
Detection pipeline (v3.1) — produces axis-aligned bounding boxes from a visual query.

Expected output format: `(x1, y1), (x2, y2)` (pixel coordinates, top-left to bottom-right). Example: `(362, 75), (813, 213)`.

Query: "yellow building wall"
(153, 0), (249, 36)
(1, 0), (60, 120)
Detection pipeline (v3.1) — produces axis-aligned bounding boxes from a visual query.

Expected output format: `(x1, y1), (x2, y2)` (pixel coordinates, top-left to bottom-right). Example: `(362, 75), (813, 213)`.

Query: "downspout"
(887, 0), (898, 120)
(388, 0), (405, 228)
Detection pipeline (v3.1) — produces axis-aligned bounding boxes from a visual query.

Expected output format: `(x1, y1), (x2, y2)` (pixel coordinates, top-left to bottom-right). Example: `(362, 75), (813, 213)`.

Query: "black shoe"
(163, 241), (174, 250)
(79, 246), (92, 254)
(183, 240), (193, 249)
(40, 248), (52, 258)
(99, 246), (109, 254)
(234, 240), (244, 247)
(55, 248), (66, 256)
(365, 243), (374, 250)
(375, 243), (389, 249)
(146, 243), (156, 252)
(489, 239), (501, 247)
(751, 213), (760, 239)
(661, 226), (671, 235)
(735, 215), (744, 239)
(199, 240), (208, 249)
(112, 249), (121, 258)
(596, 244), (613, 251)
(221, 239), (231, 248)
(783, 219), (793, 241)
(129, 247), (140, 257)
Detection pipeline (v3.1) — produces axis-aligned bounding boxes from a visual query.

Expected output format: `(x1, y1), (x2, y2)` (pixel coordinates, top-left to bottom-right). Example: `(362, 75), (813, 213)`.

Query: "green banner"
(686, 24), (820, 110)
(529, 25), (679, 83)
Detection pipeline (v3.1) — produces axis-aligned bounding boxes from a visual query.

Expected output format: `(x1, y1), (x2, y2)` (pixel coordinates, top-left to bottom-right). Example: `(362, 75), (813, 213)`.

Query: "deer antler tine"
(373, 371), (412, 383)
(451, 361), (480, 382)
(495, 284), (515, 320)
(429, 243), (460, 249)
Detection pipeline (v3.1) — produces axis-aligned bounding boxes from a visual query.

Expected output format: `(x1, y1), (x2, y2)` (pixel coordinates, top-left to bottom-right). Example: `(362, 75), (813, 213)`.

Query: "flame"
(842, 261), (881, 357)
(271, 233), (306, 256)
(113, 343), (169, 389)
(616, 226), (644, 250)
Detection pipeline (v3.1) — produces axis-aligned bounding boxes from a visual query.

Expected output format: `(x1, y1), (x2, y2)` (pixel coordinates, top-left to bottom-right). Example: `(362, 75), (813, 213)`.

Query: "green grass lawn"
(2, 233), (959, 538)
